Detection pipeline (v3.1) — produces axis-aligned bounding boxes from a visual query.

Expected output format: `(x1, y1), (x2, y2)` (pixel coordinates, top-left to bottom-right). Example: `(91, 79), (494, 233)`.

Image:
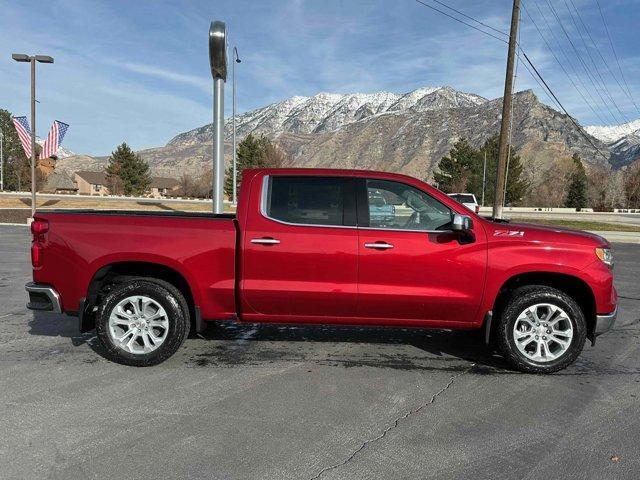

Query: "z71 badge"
(494, 230), (525, 237)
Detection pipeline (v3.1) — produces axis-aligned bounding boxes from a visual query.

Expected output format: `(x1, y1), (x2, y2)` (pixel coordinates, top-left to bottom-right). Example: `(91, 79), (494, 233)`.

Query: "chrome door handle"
(251, 238), (281, 245)
(364, 242), (394, 250)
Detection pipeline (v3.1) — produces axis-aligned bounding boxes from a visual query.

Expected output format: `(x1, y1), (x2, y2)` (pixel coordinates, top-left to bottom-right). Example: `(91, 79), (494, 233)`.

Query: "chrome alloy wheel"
(108, 295), (169, 354)
(512, 303), (574, 363)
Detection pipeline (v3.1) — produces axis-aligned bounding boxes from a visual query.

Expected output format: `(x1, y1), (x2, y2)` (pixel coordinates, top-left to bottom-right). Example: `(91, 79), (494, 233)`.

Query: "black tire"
(96, 278), (190, 366)
(497, 285), (587, 374)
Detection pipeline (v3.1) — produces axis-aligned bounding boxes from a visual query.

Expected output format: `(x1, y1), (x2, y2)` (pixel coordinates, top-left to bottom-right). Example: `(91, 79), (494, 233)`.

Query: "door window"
(365, 179), (452, 231)
(265, 176), (354, 226)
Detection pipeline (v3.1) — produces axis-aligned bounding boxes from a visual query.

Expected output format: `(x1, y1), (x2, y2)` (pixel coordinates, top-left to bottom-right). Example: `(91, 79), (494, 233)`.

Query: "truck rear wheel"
(497, 285), (587, 374)
(96, 279), (190, 366)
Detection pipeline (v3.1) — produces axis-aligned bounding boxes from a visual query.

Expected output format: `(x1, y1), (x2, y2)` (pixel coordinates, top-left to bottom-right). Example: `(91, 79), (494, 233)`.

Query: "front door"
(241, 175), (358, 322)
(357, 178), (486, 324)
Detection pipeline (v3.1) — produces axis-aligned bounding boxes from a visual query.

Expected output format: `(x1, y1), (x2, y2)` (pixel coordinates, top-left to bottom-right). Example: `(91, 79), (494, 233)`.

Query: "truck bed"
(32, 210), (238, 320)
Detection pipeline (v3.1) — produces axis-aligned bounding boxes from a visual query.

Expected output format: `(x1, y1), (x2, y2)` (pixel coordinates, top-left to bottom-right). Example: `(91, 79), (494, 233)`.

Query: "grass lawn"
(509, 217), (640, 233)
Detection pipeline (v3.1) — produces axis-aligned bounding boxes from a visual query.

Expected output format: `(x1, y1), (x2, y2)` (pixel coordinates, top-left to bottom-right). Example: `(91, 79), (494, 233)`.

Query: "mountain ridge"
(57, 85), (635, 181)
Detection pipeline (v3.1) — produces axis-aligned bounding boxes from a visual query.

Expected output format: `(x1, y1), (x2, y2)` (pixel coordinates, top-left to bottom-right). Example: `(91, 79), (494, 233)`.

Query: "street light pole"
(12, 53), (54, 219)
(481, 150), (486, 207)
(232, 47), (241, 205)
(209, 21), (228, 214)
(30, 57), (36, 218)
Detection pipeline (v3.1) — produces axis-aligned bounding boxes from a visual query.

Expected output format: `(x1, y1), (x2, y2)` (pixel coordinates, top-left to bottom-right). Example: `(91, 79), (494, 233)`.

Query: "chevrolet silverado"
(26, 168), (617, 372)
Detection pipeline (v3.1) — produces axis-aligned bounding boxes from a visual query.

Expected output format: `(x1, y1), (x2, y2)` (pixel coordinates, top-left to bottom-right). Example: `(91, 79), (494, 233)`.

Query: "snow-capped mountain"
(585, 119), (640, 167)
(585, 119), (640, 143)
(168, 86), (488, 146)
(58, 86), (616, 180)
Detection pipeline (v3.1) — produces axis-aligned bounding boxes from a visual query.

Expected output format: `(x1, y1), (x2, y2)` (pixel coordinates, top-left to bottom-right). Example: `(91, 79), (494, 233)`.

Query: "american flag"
(12, 116), (33, 158)
(41, 120), (70, 159)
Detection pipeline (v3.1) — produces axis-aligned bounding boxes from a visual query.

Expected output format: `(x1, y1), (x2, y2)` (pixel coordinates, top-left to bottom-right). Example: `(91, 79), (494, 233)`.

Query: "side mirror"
(451, 213), (473, 232)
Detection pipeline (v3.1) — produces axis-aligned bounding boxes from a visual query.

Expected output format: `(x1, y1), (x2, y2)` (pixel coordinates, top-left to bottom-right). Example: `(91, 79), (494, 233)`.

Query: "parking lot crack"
(309, 363), (475, 480)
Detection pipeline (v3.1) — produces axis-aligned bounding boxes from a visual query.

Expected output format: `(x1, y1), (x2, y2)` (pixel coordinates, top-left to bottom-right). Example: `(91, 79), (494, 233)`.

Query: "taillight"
(31, 242), (43, 268)
(31, 219), (49, 235)
(31, 219), (48, 269)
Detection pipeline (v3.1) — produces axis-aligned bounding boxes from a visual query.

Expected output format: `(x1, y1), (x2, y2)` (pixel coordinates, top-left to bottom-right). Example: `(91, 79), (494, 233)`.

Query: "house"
(150, 177), (181, 198)
(74, 171), (180, 197)
(41, 171), (78, 194)
(75, 171), (109, 196)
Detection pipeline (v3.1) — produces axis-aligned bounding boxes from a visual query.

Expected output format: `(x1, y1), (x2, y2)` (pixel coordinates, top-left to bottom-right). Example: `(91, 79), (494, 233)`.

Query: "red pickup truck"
(26, 168), (617, 373)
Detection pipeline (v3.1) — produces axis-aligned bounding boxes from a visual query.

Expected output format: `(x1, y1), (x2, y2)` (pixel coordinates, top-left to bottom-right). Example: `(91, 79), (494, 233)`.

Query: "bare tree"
(587, 165), (626, 211)
(625, 162), (640, 209)
(178, 173), (196, 198)
(523, 156), (573, 207)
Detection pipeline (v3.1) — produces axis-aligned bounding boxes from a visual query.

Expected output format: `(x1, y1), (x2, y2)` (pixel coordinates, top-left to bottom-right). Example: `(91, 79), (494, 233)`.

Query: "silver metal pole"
(232, 52), (237, 205)
(481, 150), (486, 207)
(213, 77), (225, 214)
(30, 57), (36, 218)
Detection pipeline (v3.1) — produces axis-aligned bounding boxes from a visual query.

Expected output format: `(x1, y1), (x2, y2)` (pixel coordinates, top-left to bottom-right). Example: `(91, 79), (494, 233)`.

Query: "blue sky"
(1, 0), (638, 156)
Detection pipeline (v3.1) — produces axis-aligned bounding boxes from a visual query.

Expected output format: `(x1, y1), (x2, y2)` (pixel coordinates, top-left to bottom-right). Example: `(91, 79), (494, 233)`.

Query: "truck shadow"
(190, 322), (512, 373)
(27, 311), (507, 372)
(29, 312), (640, 376)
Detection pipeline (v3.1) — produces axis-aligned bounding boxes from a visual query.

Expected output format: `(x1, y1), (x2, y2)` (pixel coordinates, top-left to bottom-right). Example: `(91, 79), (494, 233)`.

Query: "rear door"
(357, 178), (486, 324)
(241, 175), (359, 322)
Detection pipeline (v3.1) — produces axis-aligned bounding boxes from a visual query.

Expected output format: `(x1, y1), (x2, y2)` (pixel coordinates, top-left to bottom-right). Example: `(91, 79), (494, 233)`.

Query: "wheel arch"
(491, 271), (597, 341)
(81, 261), (199, 333)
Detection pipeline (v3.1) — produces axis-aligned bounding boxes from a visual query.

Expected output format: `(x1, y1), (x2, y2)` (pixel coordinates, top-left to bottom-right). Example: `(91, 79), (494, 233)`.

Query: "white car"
(448, 193), (480, 214)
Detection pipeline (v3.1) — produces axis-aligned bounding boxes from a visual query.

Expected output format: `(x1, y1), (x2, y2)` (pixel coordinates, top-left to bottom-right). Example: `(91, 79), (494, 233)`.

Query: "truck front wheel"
(96, 279), (190, 366)
(497, 285), (587, 373)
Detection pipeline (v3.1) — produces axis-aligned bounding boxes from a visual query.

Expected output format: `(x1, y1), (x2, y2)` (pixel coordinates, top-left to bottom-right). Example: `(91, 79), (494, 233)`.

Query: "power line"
(560, 0), (630, 125)
(530, 0), (605, 120)
(413, 0), (507, 43)
(411, 0), (610, 161)
(567, 0), (640, 116)
(429, 0), (508, 37)
(521, 2), (607, 124)
(541, 0), (623, 124)
(594, 0), (640, 116)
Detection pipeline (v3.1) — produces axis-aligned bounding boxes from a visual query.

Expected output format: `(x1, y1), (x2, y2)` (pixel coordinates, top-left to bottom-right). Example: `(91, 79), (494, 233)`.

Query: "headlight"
(595, 247), (613, 267)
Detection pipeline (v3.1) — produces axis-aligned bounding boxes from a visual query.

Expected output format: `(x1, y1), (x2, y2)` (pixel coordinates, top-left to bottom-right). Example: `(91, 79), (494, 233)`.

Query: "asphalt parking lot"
(1, 224), (638, 480)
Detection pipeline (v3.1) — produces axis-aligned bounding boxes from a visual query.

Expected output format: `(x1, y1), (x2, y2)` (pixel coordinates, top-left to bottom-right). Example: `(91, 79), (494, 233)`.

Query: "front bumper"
(594, 306), (618, 336)
(25, 282), (62, 314)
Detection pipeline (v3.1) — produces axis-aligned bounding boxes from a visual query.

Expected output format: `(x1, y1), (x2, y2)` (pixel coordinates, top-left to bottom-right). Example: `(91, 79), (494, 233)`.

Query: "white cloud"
(117, 62), (210, 93)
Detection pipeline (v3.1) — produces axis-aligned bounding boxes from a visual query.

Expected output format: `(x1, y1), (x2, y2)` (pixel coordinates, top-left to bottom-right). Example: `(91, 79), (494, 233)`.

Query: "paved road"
(1, 225), (638, 480)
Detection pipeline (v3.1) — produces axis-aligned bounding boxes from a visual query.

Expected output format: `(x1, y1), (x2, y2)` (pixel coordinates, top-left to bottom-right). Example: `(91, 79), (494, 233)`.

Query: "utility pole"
(232, 46), (241, 205)
(492, 0), (520, 220)
(481, 150), (486, 206)
(209, 21), (227, 214)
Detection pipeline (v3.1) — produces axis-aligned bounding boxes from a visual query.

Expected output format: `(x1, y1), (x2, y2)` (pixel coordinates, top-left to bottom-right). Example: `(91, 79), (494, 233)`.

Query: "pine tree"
(224, 134), (286, 197)
(105, 142), (151, 196)
(433, 138), (479, 193)
(0, 108), (31, 191)
(565, 153), (587, 209)
(434, 134), (529, 206)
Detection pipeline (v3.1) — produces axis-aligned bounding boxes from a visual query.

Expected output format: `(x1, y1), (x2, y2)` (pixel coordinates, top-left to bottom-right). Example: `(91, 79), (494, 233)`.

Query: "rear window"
(449, 194), (476, 204)
(265, 176), (349, 226)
